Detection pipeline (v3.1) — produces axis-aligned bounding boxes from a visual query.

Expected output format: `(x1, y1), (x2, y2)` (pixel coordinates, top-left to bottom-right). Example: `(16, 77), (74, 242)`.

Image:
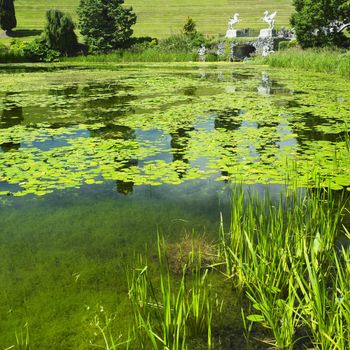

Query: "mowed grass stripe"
(13, 0), (293, 38)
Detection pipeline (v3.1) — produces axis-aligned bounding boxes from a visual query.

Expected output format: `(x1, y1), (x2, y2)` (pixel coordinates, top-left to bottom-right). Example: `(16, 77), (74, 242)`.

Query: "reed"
(128, 235), (214, 349)
(219, 185), (348, 348)
(253, 48), (350, 78)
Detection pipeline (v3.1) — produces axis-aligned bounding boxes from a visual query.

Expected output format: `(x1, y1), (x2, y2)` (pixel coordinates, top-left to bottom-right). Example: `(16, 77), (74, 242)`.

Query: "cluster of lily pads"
(0, 64), (349, 197)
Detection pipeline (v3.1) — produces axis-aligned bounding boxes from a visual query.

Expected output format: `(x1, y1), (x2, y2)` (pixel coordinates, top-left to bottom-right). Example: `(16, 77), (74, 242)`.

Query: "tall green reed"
(253, 48), (350, 78)
(219, 186), (347, 349)
(128, 235), (214, 349)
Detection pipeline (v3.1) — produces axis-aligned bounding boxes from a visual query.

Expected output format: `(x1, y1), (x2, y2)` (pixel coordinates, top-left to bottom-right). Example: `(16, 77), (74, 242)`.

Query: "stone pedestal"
(259, 28), (273, 38)
(225, 29), (237, 38)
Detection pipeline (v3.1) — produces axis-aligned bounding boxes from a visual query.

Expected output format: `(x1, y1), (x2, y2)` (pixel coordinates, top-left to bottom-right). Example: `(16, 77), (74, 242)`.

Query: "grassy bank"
(6, 0), (293, 40)
(253, 48), (350, 78)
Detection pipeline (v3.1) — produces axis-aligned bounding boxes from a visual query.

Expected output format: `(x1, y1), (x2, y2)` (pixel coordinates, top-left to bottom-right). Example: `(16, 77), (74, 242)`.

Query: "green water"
(0, 63), (349, 349)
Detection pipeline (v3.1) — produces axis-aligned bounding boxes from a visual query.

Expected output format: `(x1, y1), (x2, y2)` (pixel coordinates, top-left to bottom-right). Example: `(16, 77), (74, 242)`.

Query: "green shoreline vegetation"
(253, 48), (350, 78)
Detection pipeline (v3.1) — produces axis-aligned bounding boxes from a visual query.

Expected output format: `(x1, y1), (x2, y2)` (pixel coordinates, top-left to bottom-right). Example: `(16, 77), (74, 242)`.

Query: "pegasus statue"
(263, 11), (277, 30)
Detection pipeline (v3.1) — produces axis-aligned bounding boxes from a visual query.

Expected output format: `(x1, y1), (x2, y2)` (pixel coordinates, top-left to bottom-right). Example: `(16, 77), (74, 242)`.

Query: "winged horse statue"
(263, 11), (277, 30)
(228, 13), (240, 31)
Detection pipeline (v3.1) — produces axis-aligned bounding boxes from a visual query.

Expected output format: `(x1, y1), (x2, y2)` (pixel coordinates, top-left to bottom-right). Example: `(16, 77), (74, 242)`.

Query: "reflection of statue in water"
(257, 72), (272, 96)
(90, 123), (137, 195)
(170, 126), (194, 179)
(0, 99), (24, 152)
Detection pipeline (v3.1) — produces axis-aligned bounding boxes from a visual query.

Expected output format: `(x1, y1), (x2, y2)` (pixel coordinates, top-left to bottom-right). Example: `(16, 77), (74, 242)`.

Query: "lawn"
(8, 0), (293, 40)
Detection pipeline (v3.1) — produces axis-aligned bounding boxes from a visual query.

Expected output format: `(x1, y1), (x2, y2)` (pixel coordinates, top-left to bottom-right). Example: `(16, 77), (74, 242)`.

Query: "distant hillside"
(14, 0), (293, 38)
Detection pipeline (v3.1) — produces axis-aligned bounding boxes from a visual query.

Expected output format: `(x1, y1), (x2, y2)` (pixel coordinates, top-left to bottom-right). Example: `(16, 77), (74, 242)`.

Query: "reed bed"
(254, 48), (350, 78)
(219, 186), (349, 349)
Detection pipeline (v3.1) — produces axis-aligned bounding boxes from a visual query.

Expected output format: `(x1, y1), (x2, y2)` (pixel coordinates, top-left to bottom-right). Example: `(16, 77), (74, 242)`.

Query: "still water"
(0, 63), (349, 348)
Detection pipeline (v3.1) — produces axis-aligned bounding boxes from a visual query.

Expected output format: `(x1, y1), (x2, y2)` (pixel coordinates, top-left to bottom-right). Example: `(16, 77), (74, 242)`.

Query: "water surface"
(0, 63), (349, 348)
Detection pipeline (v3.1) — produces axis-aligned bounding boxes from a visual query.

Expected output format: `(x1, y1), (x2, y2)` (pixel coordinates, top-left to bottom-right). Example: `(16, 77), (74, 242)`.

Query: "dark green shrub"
(78, 0), (137, 53)
(0, 0), (16, 32)
(159, 33), (205, 53)
(23, 38), (60, 62)
(43, 9), (78, 55)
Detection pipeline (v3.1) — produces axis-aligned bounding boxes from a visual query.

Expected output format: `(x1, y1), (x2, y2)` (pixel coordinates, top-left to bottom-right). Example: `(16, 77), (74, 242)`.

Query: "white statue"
(198, 44), (206, 61)
(226, 13), (240, 38)
(259, 11), (277, 38)
(263, 11), (277, 30)
(228, 13), (240, 30)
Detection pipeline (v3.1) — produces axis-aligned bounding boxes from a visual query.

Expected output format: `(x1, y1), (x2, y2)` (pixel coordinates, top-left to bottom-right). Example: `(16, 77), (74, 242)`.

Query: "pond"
(0, 63), (349, 349)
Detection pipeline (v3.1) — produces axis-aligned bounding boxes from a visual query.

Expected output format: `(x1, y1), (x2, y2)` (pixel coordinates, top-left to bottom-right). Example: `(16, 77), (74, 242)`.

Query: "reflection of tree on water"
(256, 122), (280, 165)
(291, 112), (343, 148)
(214, 108), (243, 179)
(0, 96), (24, 152)
(170, 126), (194, 178)
(81, 82), (136, 122)
(90, 123), (137, 195)
(49, 84), (79, 98)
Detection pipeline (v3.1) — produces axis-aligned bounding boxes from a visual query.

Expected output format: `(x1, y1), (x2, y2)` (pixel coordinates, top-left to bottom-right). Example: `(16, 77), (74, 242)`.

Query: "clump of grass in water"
(128, 234), (215, 349)
(219, 186), (349, 349)
(165, 232), (217, 274)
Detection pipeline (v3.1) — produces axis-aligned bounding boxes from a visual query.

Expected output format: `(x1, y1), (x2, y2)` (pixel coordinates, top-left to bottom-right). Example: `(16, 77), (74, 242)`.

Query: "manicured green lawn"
(7, 0), (293, 39)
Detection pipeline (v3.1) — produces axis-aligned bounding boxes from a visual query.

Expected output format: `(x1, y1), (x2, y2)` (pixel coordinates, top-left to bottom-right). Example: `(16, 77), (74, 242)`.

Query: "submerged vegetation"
(88, 186), (350, 350)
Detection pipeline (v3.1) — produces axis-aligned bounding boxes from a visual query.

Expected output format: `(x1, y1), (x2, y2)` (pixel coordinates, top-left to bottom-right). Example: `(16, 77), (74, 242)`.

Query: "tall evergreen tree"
(0, 0), (17, 33)
(43, 9), (78, 55)
(78, 0), (137, 53)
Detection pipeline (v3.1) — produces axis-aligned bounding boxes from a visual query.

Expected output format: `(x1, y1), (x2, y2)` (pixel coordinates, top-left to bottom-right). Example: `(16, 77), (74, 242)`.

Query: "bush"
(43, 9), (78, 55)
(158, 33), (205, 53)
(278, 40), (299, 51)
(128, 37), (158, 52)
(23, 38), (60, 62)
(78, 0), (137, 53)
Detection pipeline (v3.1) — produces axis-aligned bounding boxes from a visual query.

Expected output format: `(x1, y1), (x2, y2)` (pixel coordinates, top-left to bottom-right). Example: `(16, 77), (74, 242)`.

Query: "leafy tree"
(78, 0), (137, 53)
(43, 9), (78, 55)
(291, 0), (350, 48)
(0, 0), (17, 33)
(183, 17), (197, 36)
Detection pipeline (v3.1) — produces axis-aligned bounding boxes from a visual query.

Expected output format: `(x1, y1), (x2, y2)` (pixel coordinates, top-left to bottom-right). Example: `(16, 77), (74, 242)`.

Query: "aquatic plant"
(128, 235), (215, 349)
(219, 186), (348, 348)
(1, 64), (349, 198)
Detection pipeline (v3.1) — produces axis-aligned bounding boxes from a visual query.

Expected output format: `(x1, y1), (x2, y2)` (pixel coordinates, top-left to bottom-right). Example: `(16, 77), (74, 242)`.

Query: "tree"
(0, 0), (17, 33)
(43, 9), (78, 55)
(183, 17), (197, 37)
(291, 0), (350, 48)
(77, 0), (137, 53)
